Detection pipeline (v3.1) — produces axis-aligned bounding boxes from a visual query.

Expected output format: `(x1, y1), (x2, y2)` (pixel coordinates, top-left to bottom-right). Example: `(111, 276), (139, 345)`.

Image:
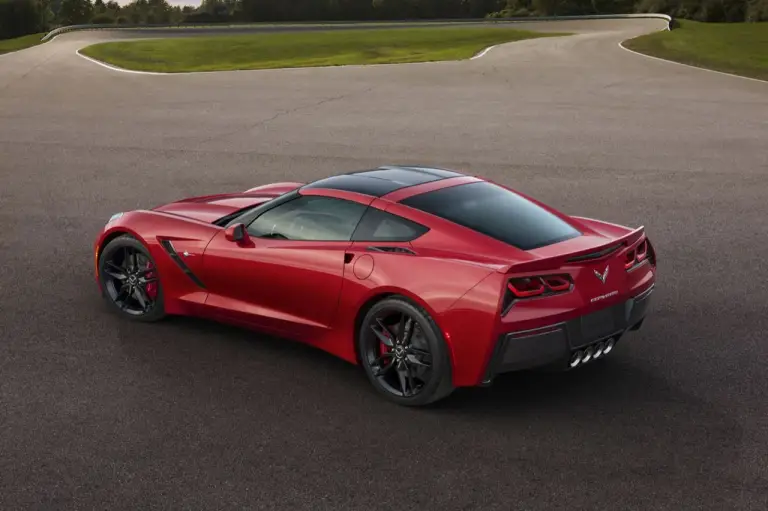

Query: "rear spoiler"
(501, 226), (645, 274)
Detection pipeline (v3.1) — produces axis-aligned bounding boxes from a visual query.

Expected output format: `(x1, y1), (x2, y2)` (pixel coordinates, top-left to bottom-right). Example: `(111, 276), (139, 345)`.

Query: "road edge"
(42, 14), (672, 42)
(617, 40), (768, 84)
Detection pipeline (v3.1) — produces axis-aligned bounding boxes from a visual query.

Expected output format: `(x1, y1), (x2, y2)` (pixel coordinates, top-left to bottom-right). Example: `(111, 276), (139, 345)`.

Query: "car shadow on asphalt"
(110, 311), (750, 505)
(115, 310), (723, 419)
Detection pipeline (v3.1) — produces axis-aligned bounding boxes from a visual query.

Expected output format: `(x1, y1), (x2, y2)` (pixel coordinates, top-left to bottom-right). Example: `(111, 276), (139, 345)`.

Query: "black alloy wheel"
(359, 297), (453, 406)
(98, 235), (166, 322)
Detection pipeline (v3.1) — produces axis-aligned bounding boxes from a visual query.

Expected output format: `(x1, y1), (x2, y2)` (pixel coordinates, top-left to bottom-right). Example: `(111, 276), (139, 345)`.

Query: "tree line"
(491, 1), (767, 21)
(3, 0), (766, 41)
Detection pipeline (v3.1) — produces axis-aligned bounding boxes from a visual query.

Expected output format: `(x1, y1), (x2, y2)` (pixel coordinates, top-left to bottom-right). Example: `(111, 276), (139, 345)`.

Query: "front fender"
(92, 210), (223, 313)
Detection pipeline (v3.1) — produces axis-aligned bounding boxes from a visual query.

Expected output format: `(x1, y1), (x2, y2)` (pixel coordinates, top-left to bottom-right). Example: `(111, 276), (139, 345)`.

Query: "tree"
(0, 0), (48, 39)
(58, 0), (93, 24)
(746, 0), (768, 20)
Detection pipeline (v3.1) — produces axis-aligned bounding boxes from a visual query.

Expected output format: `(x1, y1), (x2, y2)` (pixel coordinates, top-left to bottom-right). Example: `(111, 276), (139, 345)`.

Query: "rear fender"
(440, 271), (507, 387)
(332, 247), (497, 376)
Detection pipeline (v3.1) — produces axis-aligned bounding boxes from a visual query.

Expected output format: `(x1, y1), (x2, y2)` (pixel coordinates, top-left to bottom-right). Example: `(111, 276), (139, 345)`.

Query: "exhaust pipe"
(603, 338), (615, 354)
(570, 350), (583, 368)
(593, 341), (605, 359)
(582, 346), (594, 363)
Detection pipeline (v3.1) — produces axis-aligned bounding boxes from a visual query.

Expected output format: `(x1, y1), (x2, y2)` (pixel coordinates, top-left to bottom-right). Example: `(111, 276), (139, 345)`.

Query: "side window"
(247, 195), (367, 241)
(352, 207), (429, 242)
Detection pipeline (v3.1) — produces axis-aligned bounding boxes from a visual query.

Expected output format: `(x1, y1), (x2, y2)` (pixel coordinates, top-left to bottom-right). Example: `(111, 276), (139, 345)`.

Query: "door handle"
(344, 253), (354, 264)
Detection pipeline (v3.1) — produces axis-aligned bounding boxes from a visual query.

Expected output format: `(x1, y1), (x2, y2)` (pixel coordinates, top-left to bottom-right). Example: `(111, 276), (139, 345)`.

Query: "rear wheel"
(358, 297), (454, 406)
(98, 235), (166, 322)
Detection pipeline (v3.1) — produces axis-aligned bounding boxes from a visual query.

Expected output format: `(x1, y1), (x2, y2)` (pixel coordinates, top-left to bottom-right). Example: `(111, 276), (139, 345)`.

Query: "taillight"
(624, 248), (636, 269)
(636, 239), (648, 262)
(646, 238), (657, 267)
(503, 273), (573, 313)
(507, 277), (545, 298)
(542, 275), (571, 292)
(507, 274), (573, 299)
(625, 237), (655, 271)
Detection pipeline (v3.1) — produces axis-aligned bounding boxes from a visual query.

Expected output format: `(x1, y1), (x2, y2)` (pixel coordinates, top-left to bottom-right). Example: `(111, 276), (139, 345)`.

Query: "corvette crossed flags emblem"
(593, 265), (609, 284)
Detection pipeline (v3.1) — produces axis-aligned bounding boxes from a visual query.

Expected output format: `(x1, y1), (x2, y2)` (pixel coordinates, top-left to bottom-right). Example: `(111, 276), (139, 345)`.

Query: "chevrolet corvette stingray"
(94, 165), (656, 406)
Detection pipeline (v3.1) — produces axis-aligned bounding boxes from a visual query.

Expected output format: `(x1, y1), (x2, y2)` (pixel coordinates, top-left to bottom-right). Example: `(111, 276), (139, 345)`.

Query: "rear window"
(401, 181), (580, 250)
(352, 207), (428, 242)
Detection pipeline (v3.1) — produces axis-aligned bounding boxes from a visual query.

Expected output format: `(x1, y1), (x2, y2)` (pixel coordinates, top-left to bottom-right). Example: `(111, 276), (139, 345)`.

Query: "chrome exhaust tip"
(582, 346), (594, 363)
(570, 351), (583, 368)
(593, 341), (605, 359)
(603, 338), (615, 354)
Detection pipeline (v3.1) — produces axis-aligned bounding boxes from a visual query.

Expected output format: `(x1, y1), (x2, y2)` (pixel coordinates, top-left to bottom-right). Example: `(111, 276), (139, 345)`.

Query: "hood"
(153, 193), (275, 223)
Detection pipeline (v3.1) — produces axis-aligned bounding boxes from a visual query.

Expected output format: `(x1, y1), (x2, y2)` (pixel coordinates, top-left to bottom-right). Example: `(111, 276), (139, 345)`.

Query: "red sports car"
(94, 166), (656, 406)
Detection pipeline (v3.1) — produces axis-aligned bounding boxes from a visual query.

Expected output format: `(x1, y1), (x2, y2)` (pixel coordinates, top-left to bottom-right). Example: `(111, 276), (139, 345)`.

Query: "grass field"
(0, 33), (46, 56)
(79, 26), (569, 73)
(624, 20), (768, 81)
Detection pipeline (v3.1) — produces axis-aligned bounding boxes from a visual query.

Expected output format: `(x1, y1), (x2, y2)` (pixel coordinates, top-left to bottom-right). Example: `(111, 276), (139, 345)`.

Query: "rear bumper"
(481, 284), (654, 384)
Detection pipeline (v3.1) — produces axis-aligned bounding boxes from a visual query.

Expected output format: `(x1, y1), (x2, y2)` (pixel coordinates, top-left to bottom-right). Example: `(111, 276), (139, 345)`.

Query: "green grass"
(0, 32), (46, 56)
(79, 26), (569, 73)
(624, 20), (768, 81)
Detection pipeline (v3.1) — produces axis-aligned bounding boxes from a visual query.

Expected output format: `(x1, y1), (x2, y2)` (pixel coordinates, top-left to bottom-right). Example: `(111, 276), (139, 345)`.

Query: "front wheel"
(98, 234), (166, 322)
(358, 297), (454, 406)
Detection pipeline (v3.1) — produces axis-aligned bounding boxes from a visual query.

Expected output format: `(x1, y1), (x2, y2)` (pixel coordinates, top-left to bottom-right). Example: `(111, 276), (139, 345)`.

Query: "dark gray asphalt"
(1, 19), (767, 510)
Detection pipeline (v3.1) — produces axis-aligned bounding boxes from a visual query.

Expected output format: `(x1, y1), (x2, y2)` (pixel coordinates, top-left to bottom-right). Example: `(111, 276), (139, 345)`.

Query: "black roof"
(301, 165), (465, 197)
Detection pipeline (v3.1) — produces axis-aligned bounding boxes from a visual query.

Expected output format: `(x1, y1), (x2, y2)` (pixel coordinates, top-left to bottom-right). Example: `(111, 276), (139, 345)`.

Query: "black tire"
(358, 296), (454, 406)
(98, 234), (166, 322)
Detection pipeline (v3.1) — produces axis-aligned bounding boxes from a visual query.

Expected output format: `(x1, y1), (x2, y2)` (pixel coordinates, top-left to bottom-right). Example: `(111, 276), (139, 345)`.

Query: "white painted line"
(74, 48), (433, 75)
(618, 40), (767, 84)
(76, 49), (170, 75)
(471, 44), (498, 60)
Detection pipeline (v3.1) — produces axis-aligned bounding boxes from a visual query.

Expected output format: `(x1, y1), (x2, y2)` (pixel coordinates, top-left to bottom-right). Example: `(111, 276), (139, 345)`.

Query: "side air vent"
(566, 243), (622, 263)
(366, 246), (417, 255)
(160, 239), (206, 288)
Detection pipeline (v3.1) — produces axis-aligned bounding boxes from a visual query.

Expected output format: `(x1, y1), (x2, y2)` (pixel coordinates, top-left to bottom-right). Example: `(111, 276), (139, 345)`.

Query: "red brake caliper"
(144, 262), (158, 299)
(380, 328), (393, 369)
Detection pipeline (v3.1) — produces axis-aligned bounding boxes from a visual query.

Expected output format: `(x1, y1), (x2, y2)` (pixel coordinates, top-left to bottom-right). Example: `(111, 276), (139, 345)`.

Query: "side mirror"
(225, 223), (249, 244)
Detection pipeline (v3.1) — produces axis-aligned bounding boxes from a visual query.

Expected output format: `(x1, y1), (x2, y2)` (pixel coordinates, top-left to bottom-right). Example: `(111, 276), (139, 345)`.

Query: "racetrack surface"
(1, 18), (767, 510)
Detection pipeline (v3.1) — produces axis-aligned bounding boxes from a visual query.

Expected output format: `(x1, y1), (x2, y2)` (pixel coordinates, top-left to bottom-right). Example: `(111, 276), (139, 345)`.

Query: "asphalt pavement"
(1, 18), (767, 510)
